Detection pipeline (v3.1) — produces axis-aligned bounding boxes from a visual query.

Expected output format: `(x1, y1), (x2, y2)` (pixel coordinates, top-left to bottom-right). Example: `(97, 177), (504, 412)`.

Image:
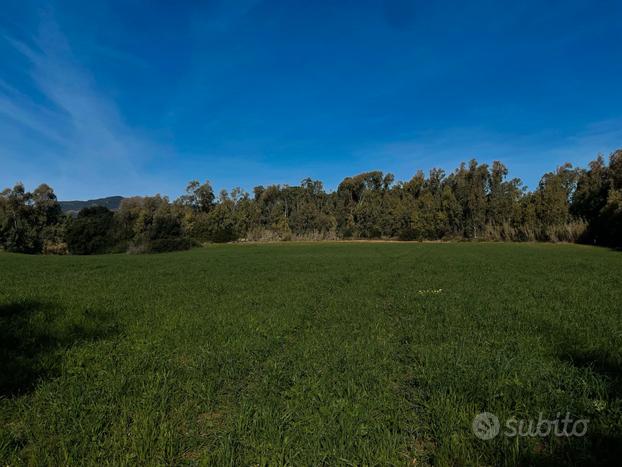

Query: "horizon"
(53, 154), (613, 203)
(2, 0), (621, 200)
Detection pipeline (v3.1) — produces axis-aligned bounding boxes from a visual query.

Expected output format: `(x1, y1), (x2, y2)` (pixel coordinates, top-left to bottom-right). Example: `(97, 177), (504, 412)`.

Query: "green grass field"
(1, 243), (621, 465)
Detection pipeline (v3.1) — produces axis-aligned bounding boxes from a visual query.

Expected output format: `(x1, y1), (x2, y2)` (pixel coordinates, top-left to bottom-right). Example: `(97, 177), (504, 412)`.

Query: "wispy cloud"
(0, 9), (173, 199)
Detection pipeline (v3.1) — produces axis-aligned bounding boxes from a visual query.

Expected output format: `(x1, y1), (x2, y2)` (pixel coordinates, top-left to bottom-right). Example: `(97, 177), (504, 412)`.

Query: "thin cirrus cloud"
(1, 1), (621, 200)
(0, 12), (173, 200)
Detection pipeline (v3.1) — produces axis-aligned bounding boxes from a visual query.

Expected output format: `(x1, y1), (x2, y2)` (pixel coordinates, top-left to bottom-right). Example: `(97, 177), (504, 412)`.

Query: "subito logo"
(472, 412), (500, 440)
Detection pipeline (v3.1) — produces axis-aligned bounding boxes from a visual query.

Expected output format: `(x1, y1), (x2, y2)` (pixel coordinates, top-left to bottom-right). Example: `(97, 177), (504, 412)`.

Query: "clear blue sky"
(1, 0), (621, 200)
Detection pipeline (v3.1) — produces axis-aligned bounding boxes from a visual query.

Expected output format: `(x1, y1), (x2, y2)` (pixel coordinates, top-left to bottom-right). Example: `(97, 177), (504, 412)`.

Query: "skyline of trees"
(1, 150), (621, 254)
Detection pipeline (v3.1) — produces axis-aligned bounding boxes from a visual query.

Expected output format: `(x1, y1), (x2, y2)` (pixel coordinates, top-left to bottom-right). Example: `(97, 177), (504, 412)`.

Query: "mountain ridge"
(59, 196), (124, 214)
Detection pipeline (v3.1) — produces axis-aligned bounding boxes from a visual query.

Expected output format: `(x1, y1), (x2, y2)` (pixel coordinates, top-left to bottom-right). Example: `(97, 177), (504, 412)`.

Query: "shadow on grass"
(561, 350), (622, 399)
(519, 349), (622, 466)
(0, 299), (118, 397)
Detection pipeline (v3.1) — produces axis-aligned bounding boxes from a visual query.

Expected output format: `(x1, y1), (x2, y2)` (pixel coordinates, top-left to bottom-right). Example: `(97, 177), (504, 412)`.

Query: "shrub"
(128, 237), (194, 254)
(245, 228), (281, 242)
(42, 241), (68, 255)
(146, 237), (194, 253)
(66, 206), (115, 255)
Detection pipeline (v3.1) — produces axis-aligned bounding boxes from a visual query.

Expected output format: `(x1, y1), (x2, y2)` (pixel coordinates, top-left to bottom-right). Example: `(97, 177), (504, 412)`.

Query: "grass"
(1, 242), (621, 465)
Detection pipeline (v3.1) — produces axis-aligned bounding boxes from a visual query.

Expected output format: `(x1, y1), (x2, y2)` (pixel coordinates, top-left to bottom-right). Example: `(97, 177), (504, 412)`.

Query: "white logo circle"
(472, 412), (500, 440)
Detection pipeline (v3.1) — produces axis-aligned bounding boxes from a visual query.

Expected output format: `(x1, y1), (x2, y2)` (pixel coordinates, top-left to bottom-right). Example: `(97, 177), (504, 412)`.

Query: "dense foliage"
(0, 183), (65, 254)
(66, 206), (115, 255)
(1, 151), (621, 254)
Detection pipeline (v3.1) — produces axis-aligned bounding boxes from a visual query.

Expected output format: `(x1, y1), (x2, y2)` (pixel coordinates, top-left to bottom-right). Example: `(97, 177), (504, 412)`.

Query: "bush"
(147, 237), (194, 253)
(187, 208), (239, 243)
(42, 241), (68, 255)
(245, 228), (282, 242)
(543, 221), (587, 243)
(66, 206), (115, 255)
(128, 237), (194, 254)
(291, 229), (338, 241)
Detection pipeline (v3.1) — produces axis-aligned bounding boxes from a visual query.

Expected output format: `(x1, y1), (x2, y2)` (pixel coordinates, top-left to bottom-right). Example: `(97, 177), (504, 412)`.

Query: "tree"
(4, 152), (622, 253)
(609, 149), (622, 190)
(0, 184), (37, 253)
(204, 190), (238, 243)
(178, 180), (215, 213)
(535, 164), (577, 228)
(572, 151), (622, 246)
(0, 183), (63, 253)
(128, 196), (191, 252)
(66, 206), (115, 255)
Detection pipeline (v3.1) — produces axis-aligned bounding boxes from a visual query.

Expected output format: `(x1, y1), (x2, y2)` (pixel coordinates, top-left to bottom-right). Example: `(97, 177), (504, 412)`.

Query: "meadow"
(1, 242), (621, 465)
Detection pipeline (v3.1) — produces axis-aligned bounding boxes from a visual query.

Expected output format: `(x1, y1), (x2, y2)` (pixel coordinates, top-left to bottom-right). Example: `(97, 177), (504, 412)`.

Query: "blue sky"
(1, 0), (621, 200)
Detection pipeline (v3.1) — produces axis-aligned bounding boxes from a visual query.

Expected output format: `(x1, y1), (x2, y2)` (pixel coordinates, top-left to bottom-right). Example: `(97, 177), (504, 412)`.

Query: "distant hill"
(60, 196), (124, 214)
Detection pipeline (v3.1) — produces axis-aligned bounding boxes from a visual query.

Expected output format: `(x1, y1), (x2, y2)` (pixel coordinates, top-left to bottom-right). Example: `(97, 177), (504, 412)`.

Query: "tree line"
(1, 151), (621, 254)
